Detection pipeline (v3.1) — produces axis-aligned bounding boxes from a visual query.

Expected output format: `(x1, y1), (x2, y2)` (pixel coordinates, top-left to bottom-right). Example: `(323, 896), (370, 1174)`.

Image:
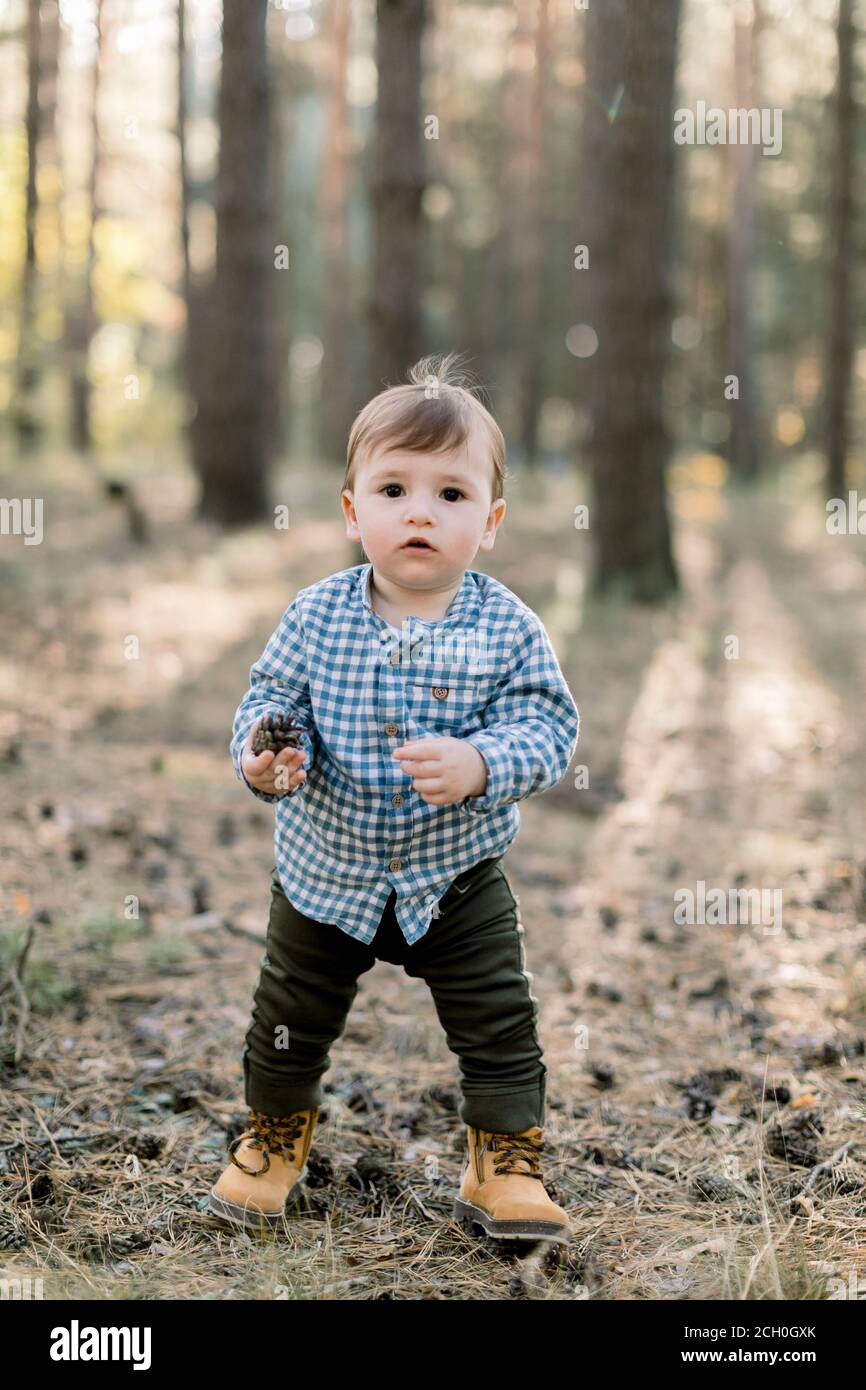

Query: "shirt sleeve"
(457, 611), (579, 816)
(230, 597), (317, 804)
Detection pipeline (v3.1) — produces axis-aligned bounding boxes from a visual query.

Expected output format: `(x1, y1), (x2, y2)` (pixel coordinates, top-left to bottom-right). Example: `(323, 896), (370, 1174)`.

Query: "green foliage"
(142, 933), (191, 970)
(80, 909), (142, 953)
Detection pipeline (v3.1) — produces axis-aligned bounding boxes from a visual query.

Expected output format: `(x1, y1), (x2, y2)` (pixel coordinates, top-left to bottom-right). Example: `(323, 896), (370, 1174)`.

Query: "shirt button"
(432, 687), (449, 701)
(384, 722), (398, 735)
(389, 857), (402, 872)
(391, 793), (404, 807)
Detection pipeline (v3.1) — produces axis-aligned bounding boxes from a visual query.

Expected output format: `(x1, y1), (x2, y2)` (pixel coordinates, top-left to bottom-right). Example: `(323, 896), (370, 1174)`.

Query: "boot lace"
(482, 1131), (545, 1181)
(228, 1108), (309, 1176)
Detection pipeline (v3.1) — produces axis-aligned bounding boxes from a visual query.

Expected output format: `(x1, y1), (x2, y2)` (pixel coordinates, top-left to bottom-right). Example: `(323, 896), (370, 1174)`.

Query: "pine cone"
(252, 712), (303, 756)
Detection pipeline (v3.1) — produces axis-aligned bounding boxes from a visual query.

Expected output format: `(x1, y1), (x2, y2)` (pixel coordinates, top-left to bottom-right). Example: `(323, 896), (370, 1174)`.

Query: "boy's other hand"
(392, 736), (488, 806)
(242, 721), (307, 795)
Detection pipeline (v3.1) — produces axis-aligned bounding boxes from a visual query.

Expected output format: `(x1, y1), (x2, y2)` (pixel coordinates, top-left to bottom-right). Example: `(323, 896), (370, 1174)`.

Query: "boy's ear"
(342, 490), (361, 541)
(480, 497), (506, 549)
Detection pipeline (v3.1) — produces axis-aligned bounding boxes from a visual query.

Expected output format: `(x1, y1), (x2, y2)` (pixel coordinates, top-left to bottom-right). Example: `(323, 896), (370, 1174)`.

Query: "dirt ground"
(1, 449), (865, 1301)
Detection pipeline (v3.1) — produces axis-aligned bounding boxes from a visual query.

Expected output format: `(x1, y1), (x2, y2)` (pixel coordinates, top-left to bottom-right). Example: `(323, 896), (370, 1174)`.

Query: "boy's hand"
(392, 737), (488, 806)
(242, 720), (307, 795)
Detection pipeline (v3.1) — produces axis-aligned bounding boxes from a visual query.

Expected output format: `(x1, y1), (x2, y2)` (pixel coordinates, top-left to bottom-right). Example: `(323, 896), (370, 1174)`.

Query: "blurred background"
(0, 0), (861, 564)
(1, 0), (865, 1301)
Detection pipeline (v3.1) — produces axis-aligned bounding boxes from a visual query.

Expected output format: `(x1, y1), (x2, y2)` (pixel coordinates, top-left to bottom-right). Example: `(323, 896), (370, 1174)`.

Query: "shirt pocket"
(406, 672), (487, 736)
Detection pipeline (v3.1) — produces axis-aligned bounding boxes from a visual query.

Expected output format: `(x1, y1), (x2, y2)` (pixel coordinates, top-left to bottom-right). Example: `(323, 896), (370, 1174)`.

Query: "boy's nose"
(403, 501), (435, 523)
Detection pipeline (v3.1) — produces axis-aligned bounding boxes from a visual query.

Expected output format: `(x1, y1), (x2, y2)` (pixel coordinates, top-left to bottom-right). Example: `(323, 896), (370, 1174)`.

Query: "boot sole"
(452, 1197), (569, 1243)
(207, 1176), (308, 1232)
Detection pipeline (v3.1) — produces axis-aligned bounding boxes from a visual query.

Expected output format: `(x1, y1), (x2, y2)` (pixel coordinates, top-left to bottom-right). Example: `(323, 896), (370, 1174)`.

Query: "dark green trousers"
(242, 855), (548, 1133)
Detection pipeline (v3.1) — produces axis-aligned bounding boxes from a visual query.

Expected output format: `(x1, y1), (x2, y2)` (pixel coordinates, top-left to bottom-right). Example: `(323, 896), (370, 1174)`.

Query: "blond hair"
(343, 354), (508, 502)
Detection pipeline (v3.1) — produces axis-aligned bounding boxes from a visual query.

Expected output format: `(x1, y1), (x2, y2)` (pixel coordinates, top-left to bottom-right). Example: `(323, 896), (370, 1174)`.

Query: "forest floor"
(1, 448), (865, 1301)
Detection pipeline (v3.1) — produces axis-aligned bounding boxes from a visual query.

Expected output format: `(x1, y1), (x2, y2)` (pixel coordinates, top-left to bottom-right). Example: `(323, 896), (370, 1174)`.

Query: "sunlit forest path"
(2, 458), (864, 1299)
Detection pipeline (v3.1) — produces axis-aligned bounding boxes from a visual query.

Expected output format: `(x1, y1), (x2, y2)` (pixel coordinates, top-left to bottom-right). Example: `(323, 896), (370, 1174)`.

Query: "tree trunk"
(190, 0), (273, 525)
(479, 20), (515, 401)
(14, 0), (42, 447)
(369, 0), (427, 394)
(726, 0), (760, 480)
(266, 8), (290, 461)
(177, 0), (205, 461)
(319, 0), (352, 462)
(825, 0), (855, 500)
(516, 0), (551, 478)
(66, 0), (105, 454)
(579, 0), (680, 602)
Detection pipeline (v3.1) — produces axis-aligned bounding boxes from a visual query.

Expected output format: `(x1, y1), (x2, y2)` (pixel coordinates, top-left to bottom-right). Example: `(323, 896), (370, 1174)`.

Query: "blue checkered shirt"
(230, 562), (580, 945)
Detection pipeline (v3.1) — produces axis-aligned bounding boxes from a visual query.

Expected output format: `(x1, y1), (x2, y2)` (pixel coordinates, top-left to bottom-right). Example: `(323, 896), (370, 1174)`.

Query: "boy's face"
(341, 432), (506, 590)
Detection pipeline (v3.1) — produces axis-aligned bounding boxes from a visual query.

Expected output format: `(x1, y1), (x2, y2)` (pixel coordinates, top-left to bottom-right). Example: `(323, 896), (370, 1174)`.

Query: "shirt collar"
(357, 561), (480, 631)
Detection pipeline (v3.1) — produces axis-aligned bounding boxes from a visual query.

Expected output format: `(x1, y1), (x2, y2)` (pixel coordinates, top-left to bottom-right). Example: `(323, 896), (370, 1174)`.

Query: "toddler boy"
(208, 356), (580, 1244)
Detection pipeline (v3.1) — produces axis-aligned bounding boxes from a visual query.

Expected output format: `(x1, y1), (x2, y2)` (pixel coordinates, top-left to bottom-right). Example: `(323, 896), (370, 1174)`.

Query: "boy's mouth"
(401, 537), (436, 551)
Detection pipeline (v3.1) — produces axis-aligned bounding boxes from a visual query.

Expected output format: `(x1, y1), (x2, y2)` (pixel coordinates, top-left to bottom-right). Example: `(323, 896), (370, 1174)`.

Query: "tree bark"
(825, 0), (855, 499)
(579, 0), (680, 602)
(726, 0), (760, 481)
(515, 0), (551, 477)
(369, 0), (427, 394)
(189, 0), (273, 525)
(65, 0), (105, 454)
(477, 17), (515, 403)
(267, 20), (290, 462)
(14, 0), (43, 446)
(177, 0), (204, 457)
(319, 0), (352, 462)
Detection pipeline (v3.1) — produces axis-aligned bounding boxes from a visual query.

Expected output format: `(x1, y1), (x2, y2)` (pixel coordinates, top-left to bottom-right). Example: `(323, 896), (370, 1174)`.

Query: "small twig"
(405, 1186), (435, 1222)
(1, 922), (35, 1064)
(802, 1140), (855, 1192)
(24, 1099), (65, 1164)
(219, 919), (267, 947)
(0, 920), (35, 997)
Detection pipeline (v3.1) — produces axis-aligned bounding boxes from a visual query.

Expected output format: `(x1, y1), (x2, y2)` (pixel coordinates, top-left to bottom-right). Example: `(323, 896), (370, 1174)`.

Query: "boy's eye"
(380, 485), (465, 501)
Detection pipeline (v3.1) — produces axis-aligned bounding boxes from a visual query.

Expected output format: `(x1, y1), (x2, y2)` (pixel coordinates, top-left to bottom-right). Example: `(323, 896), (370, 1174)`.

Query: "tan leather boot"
(453, 1125), (570, 1243)
(207, 1107), (318, 1231)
